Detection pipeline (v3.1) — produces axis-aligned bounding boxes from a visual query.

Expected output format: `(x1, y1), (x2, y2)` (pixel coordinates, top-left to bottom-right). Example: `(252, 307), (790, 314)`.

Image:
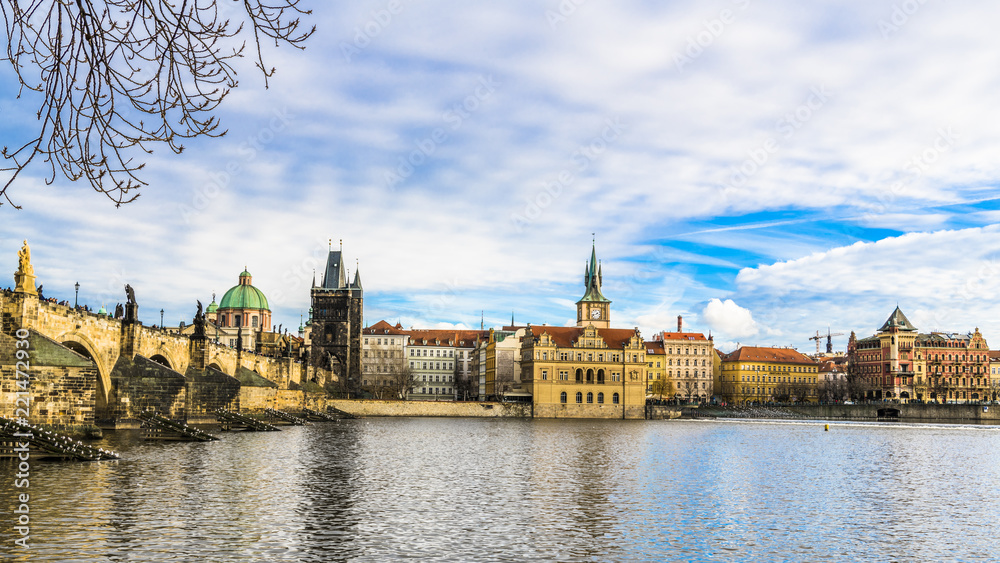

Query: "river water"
(2, 417), (1000, 562)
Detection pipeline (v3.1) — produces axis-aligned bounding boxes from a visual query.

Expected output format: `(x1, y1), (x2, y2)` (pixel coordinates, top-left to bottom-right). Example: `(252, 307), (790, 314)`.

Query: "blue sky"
(3, 0), (1000, 353)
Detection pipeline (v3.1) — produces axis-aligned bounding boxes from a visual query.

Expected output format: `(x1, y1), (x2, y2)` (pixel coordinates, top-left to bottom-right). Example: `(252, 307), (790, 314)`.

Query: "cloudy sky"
(2, 0), (1000, 353)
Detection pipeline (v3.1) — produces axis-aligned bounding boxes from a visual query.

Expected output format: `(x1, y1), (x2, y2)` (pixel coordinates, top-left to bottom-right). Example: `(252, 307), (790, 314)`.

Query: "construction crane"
(809, 328), (845, 355)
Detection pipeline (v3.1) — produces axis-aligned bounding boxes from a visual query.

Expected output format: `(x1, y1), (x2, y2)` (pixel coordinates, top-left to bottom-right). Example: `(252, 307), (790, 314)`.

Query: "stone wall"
(328, 399), (531, 418)
(532, 402), (645, 419)
(239, 386), (278, 412)
(0, 330), (98, 427)
(185, 366), (241, 422)
(275, 390), (326, 412)
(108, 354), (187, 421)
(646, 405), (683, 420)
(787, 403), (1000, 422)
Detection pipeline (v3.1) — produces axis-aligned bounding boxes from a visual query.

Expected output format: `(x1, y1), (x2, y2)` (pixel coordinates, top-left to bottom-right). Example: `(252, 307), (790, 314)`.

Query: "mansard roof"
(363, 320), (408, 336)
(721, 346), (817, 366)
(658, 331), (709, 342)
(404, 328), (488, 348)
(524, 325), (639, 349)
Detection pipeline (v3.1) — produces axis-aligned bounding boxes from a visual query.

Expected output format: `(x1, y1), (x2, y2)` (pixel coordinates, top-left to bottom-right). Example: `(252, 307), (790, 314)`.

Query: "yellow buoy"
(824, 424), (829, 431)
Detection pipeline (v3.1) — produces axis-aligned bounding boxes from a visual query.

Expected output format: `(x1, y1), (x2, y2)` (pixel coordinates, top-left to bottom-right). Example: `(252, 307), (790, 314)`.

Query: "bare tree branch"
(0, 0), (314, 208)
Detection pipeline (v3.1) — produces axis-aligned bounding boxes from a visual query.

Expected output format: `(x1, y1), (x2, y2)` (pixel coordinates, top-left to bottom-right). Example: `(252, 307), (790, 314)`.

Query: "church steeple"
(576, 240), (611, 328)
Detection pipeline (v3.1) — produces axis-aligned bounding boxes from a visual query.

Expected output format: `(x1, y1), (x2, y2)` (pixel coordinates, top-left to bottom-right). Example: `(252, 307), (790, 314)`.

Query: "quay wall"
(787, 403), (1000, 423)
(689, 403), (1000, 423)
(327, 399), (531, 418)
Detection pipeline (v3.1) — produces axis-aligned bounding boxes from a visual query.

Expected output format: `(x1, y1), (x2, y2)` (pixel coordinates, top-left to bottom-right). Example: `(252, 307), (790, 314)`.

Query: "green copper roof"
(578, 243), (610, 303)
(206, 299), (219, 313)
(219, 270), (270, 311)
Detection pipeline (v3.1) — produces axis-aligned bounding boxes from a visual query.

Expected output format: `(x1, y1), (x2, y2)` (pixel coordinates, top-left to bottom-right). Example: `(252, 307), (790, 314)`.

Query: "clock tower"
(576, 243), (611, 328)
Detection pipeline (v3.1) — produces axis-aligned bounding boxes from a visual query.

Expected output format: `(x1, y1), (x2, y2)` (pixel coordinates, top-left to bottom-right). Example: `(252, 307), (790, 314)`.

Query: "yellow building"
(718, 346), (820, 404)
(520, 244), (646, 418)
(644, 340), (668, 397)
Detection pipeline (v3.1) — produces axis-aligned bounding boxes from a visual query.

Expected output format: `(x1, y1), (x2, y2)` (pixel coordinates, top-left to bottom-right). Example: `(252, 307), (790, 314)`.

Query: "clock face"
(590, 308), (601, 319)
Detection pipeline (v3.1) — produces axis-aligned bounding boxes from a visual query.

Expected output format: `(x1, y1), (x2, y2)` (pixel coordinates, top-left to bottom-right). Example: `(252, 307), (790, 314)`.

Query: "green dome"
(218, 270), (270, 311)
(206, 300), (219, 313)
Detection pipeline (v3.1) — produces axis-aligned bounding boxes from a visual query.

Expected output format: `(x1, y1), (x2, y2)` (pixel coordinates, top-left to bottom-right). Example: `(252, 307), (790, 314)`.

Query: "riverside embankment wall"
(788, 403), (1000, 423)
(327, 399), (530, 418)
(691, 403), (1000, 423)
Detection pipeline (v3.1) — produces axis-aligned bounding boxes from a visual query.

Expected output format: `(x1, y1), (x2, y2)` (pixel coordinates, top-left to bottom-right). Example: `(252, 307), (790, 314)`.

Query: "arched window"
(587, 392), (593, 403)
(575, 369), (583, 382)
(560, 391), (567, 404)
(597, 392), (604, 404)
(586, 369), (594, 383)
(597, 369), (605, 384)
(575, 392), (583, 403)
(612, 392), (620, 404)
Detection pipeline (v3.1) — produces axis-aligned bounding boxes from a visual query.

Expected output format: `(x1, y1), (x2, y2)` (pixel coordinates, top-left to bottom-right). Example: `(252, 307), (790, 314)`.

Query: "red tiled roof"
(525, 325), (639, 349)
(405, 328), (488, 348)
(363, 320), (409, 336)
(658, 331), (708, 341)
(722, 346), (817, 365)
(644, 340), (665, 354)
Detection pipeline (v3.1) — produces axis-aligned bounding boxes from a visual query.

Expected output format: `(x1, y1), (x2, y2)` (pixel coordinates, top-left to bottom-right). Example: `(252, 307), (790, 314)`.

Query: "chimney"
(677, 315), (683, 333)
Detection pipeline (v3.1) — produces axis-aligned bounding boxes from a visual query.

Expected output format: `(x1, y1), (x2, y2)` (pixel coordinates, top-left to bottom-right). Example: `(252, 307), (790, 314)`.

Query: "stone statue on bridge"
(17, 241), (33, 275)
(14, 240), (38, 296)
(123, 284), (138, 323)
(193, 300), (206, 339)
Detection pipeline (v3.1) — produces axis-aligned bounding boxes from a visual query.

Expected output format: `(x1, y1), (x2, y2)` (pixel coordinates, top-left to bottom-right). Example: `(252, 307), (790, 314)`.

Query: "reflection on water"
(2, 418), (1000, 562)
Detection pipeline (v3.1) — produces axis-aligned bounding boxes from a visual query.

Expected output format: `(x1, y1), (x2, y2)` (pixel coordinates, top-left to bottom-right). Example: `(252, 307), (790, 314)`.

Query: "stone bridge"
(1, 289), (334, 428)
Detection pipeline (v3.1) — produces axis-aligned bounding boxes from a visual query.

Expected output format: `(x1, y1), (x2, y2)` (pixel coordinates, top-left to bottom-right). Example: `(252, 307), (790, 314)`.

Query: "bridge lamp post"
(74, 282), (79, 308)
(160, 309), (164, 330)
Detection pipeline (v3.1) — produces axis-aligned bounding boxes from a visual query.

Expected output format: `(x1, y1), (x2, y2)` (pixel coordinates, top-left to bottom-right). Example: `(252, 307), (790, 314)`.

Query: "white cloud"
(702, 298), (759, 339)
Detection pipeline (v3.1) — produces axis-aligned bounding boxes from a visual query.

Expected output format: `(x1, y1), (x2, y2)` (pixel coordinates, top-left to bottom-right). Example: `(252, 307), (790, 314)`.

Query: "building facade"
(718, 346), (820, 404)
(652, 323), (714, 403)
(519, 244), (647, 419)
(405, 329), (484, 401)
(850, 307), (991, 403)
(309, 246), (364, 396)
(361, 320), (410, 399)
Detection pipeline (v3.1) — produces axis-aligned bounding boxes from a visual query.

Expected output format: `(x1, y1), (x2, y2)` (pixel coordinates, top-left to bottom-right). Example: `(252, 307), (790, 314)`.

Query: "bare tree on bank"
(388, 365), (419, 400)
(0, 0), (314, 208)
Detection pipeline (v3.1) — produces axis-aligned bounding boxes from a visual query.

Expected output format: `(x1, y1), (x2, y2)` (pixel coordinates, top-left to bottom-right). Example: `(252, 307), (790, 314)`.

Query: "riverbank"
(686, 403), (1000, 423)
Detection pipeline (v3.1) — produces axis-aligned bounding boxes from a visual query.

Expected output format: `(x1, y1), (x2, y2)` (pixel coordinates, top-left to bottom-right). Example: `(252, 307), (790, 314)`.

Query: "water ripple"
(2, 418), (1000, 561)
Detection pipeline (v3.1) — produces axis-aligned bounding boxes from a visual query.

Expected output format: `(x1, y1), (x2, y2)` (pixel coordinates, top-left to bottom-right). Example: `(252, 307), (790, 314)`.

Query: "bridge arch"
(207, 355), (235, 375)
(149, 353), (174, 370)
(57, 333), (112, 421)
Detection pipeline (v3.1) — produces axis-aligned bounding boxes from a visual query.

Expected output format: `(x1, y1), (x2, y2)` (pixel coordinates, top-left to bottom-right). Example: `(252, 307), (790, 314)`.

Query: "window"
(612, 392), (620, 404)
(576, 392), (583, 403)
(586, 392), (593, 403)
(542, 370), (548, 380)
(597, 392), (604, 404)
(560, 392), (567, 404)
